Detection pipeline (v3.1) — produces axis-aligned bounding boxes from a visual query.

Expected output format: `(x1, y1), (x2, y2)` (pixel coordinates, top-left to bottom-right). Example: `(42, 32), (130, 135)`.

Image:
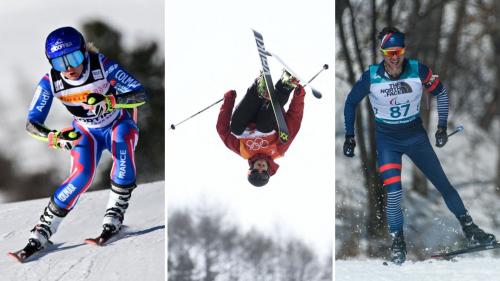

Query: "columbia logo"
(54, 80), (64, 91)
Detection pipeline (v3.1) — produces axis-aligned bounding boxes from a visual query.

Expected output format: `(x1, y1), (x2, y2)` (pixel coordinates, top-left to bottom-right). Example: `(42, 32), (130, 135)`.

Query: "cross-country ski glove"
(343, 135), (356, 157)
(435, 126), (448, 147)
(83, 93), (116, 116)
(48, 128), (82, 150)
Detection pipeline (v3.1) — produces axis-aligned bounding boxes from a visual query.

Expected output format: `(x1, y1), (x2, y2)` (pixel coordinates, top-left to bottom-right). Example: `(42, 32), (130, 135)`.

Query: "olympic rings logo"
(246, 138), (269, 150)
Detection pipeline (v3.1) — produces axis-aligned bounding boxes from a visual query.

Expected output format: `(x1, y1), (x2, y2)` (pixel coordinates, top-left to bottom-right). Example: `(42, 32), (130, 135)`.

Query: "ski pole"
(303, 64), (329, 87)
(170, 98), (224, 130)
(447, 125), (464, 138)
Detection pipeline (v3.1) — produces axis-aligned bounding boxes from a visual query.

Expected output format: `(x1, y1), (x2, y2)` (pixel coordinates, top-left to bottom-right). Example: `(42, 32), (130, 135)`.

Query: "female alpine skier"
(11, 26), (147, 261)
(343, 26), (496, 264)
(217, 71), (305, 187)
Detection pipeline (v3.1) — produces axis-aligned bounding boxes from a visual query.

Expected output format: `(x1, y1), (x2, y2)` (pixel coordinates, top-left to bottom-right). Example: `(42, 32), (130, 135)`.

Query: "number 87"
(390, 104), (410, 118)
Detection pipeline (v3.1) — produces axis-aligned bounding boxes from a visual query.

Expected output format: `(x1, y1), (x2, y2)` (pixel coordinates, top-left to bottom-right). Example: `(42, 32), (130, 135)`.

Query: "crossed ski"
(253, 30), (289, 144)
(431, 241), (500, 260)
(252, 29), (326, 144)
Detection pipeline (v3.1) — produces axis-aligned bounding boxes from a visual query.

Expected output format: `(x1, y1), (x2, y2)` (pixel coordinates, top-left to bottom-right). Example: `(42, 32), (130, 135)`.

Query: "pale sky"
(166, 0), (334, 256)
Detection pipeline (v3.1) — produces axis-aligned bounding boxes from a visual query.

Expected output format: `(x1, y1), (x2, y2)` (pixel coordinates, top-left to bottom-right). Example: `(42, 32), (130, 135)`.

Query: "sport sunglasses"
(50, 50), (85, 72)
(380, 48), (405, 57)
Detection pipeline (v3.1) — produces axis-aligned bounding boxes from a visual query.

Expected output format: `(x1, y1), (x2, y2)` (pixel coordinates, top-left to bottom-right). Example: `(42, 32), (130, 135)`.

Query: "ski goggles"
(50, 50), (85, 72)
(380, 47), (405, 57)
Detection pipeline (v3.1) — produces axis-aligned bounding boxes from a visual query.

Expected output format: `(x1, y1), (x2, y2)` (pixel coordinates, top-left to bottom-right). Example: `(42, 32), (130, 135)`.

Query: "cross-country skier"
(343, 26), (496, 264)
(217, 71), (305, 187)
(13, 26), (147, 261)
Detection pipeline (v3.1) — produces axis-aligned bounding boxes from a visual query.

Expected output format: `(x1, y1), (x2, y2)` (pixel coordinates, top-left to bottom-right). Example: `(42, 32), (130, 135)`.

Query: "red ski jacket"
(216, 86), (305, 176)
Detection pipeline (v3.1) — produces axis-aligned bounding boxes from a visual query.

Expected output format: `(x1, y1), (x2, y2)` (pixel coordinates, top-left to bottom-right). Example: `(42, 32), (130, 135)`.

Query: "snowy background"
(0, 181), (165, 281)
(166, 0), (334, 265)
(336, 258), (500, 281)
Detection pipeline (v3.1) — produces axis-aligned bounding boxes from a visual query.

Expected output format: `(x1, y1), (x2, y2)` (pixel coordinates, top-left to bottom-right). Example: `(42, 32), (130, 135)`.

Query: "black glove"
(343, 136), (356, 157)
(435, 126), (448, 147)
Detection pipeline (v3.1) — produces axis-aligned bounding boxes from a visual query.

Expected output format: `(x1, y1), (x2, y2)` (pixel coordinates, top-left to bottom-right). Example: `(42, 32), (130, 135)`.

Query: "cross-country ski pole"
(170, 98), (223, 130)
(303, 64), (329, 88)
(447, 125), (464, 138)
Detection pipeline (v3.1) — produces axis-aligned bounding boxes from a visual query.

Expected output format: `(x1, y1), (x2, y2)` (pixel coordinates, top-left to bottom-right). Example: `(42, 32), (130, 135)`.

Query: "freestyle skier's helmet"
(247, 169), (270, 187)
(45, 26), (86, 71)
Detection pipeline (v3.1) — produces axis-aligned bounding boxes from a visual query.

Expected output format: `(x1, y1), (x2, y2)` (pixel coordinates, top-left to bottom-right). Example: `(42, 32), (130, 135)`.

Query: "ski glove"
(294, 84), (305, 96)
(435, 126), (448, 147)
(224, 90), (236, 99)
(83, 93), (116, 116)
(343, 136), (356, 157)
(48, 128), (82, 150)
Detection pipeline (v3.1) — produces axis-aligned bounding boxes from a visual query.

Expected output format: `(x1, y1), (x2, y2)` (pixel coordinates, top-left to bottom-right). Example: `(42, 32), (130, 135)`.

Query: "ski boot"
(280, 69), (299, 90)
(86, 184), (135, 246)
(9, 201), (66, 262)
(29, 201), (66, 246)
(256, 72), (269, 100)
(390, 231), (407, 265)
(458, 213), (496, 246)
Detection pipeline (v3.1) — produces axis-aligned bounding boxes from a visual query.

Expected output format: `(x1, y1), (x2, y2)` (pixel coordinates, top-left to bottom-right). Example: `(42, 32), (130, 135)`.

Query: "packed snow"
(0, 181), (165, 281)
(336, 257), (500, 281)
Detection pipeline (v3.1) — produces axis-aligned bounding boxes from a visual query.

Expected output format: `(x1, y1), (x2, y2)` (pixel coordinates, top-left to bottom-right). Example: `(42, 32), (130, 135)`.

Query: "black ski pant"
(230, 79), (292, 135)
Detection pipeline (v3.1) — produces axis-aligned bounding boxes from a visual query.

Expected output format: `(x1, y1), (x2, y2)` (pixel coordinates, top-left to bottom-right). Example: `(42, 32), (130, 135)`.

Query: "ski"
(431, 241), (500, 260)
(265, 51), (324, 99)
(252, 29), (289, 144)
(84, 225), (125, 246)
(84, 230), (119, 246)
(8, 240), (52, 263)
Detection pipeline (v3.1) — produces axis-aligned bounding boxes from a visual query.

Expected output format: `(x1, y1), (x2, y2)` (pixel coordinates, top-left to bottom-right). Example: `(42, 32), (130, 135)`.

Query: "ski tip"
(7, 252), (24, 263)
(84, 238), (102, 246)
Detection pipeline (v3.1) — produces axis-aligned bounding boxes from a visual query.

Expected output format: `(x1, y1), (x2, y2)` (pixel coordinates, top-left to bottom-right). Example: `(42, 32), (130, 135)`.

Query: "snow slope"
(336, 258), (500, 281)
(0, 181), (165, 281)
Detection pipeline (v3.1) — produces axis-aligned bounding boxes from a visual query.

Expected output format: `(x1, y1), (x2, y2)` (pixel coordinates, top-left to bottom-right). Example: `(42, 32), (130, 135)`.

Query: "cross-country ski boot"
(8, 201), (67, 262)
(390, 231), (407, 265)
(458, 213), (496, 246)
(85, 184), (135, 246)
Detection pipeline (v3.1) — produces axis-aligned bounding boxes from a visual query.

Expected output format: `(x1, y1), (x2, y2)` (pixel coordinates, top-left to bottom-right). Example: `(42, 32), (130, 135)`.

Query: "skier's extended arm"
(419, 62), (449, 147)
(343, 70), (371, 157)
(83, 53), (148, 114)
(26, 76), (81, 150)
(278, 85), (305, 153)
(216, 90), (241, 155)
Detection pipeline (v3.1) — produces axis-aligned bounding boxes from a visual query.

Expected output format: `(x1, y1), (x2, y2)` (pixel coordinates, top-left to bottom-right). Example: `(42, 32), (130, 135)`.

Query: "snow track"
(336, 258), (500, 281)
(0, 181), (165, 281)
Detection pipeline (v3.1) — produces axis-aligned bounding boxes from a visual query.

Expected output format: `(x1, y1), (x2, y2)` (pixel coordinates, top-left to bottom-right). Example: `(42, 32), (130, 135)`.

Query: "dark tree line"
(168, 206), (332, 281)
(0, 20), (164, 201)
(336, 0), (500, 259)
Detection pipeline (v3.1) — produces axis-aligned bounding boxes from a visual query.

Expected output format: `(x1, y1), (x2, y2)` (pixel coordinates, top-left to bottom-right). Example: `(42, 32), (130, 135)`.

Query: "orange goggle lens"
(380, 48), (405, 57)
